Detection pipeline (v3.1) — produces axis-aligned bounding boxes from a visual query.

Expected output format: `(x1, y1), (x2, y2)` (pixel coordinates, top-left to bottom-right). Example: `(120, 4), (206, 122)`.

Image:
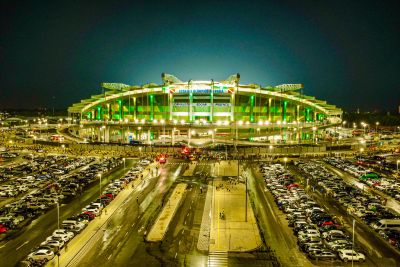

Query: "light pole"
(98, 173), (102, 201)
(397, 160), (400, 172)
(284, 157), (288, 169)
(123, 158), (126, 171)
(375, 122), (379, 133)
(57, 201), (60, 229)
(61, 144), (65, 154)
(352, 219), (355, 267)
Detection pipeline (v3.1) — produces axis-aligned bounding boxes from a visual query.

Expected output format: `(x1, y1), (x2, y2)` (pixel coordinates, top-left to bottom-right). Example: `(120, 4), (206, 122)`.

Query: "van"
(371, 219), (400, 231)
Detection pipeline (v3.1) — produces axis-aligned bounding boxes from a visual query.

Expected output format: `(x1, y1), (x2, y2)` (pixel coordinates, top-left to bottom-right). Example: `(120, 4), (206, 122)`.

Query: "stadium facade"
(68, 74), (342, 144)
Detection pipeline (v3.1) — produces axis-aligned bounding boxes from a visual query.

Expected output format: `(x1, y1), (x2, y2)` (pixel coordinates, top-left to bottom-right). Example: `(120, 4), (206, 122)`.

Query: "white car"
(41, 239), (65, 249)
(85, 207), (100, 216)
(338, 249), (365, 262)
(46, 234), (69, 243)
(27, 249), (54, 262)
(52, 229), (74, 241)
(298, 229), (320, 238)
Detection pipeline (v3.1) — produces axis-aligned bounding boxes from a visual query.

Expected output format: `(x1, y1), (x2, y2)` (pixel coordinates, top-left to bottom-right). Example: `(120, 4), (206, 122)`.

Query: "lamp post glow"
(98, 173), (102, 203)
(284, 157), (288, 169)
(123, 158), (126, 171)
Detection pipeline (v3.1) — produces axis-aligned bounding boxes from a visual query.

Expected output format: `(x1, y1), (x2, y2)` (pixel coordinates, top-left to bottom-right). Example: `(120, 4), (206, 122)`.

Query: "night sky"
(1, 0), (399, 111)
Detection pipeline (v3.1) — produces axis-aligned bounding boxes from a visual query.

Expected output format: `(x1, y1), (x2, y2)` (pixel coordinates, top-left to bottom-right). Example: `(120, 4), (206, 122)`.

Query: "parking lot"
(0, 151), (155, 266)
(259, 159), (400, 266)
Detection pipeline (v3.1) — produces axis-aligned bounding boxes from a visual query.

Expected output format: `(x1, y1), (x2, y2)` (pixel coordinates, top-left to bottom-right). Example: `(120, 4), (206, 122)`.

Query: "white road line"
(124, 231), (128, 237)
(107, 254), (112, 260)
(131, 222), (135, 227)
(0, 241), (9, 249)
(16, 241), (29, 251)
(117, 241), (121, 248)
(174, 252), (178, 259)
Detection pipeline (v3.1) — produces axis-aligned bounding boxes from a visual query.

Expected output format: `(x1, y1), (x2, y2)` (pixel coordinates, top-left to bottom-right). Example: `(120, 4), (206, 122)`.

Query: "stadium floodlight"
(173, 119), (177, 124)
(180, 119), (185, 125)
(264, 121), (270, 125)
(238, 120), (243, 126)
(258, 120), (263, 125)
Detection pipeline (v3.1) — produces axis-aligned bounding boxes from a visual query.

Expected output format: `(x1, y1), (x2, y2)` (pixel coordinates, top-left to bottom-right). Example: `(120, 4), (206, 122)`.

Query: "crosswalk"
(208, 251), (228, 267)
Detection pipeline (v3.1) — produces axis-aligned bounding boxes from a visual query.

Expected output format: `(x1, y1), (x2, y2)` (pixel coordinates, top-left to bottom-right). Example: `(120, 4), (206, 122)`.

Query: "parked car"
(338, 249), (365, 262)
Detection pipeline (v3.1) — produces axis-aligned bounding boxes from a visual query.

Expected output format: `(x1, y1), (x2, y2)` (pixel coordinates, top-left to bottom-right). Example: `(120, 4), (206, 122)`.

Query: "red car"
(0, 224), (7, 234)
(101, 193), (114, 200)
(80, 211), (96, 220)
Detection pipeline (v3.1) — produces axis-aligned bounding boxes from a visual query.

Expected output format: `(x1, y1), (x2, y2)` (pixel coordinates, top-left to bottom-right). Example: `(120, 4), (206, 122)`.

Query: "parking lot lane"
(249, 165), (315, 267)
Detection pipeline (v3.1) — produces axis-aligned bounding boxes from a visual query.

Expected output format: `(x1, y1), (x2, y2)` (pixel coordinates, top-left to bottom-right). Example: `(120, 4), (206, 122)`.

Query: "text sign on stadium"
(167, 85), (234, 94)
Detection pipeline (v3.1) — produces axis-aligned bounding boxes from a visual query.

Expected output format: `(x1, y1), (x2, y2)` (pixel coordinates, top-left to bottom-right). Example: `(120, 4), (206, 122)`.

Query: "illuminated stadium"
(67, 73), (342, 145)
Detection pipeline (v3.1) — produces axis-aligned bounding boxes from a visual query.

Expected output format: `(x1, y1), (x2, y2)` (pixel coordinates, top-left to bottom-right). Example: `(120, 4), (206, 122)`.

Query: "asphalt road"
(0, 159), (134, 267)
(75, 160), (184, 267)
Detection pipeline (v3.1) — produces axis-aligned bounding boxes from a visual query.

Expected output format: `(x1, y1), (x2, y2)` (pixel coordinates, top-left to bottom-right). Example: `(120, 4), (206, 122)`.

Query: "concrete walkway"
(146, 183), (187, 242)
(209, 178), (262, 252)
(45, 163), (156, 267)
(182, 162), (196, 176)
(197, 184), (213, 251)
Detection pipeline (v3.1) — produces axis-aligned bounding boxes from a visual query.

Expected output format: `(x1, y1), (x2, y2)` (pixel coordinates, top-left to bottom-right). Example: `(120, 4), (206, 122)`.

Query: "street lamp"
(123, 158), (126, 171)
(98, 173), (102, 201)
(57, 201), (60, 229)
(375, 122), (379, 133)
(61, 144), (65, 154)
(284, 157), (288, 169)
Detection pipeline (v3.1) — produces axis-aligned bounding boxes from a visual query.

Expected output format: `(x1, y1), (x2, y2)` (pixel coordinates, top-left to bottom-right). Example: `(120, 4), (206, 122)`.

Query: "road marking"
(174, 252), (178, 259)
(179, 240), (181, 245)
(0, 241), (9, 249)
(184, 220), (187, 225)
(125, 231), (128, 237)
(117, 241), (121, 248)
(16, 241), (29, 250)
(107, 254), (112, 260)
(131, 222), (135, 227)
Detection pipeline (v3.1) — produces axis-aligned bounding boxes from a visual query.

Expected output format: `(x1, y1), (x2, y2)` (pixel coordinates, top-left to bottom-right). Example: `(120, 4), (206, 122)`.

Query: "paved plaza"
(209, 178), (262, 252)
